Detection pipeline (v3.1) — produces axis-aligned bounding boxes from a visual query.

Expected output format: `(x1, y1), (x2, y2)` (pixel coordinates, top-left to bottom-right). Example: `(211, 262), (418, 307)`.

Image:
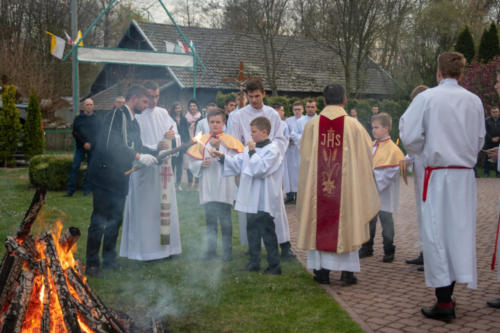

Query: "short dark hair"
(246, 80), (265, 93)
(293, 101), (303, 108)
(250, 116), (271, 134)
(306, 99), (316, 105)
(206, 102), (218, 108)
(225, 98), (236, 105)
(323, 84), (345, 105)
(207, 109), (226, 122)
(272, 103), (283, 109)
(187, 98), (200, 110)
(126, 85), (149, 101)
(371, 112), (392, 129)
(438, 51), (466, 79)
(143, 80), (160, 91)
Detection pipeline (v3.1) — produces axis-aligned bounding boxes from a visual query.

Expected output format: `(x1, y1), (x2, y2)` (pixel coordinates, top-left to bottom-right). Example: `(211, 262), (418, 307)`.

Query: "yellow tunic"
(297, 105), (380, 254)
(186, 132), (244, 160)
(372, 137), (405, 169)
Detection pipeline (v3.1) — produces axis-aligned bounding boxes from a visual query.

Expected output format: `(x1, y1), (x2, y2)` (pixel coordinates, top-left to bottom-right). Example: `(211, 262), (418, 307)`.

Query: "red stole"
(316, 115), (344, 252)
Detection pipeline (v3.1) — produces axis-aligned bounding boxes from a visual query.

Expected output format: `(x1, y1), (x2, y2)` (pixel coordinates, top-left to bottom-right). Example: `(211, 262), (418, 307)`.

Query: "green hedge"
(216, 92), (410, 139)
(29, 154), (86, 190)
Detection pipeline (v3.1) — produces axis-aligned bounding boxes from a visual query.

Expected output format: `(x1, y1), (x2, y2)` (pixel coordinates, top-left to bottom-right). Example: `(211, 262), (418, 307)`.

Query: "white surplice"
(399, 78), (485, 288)
(306, 250), (360, 272)
(120, 106), (182, 261)
(195, 117), (210, 135)
(226, 104), (290, 245)
(186, 141), (238, 205)
(284, 116), (302, 193)
(223, 142), (290, 244)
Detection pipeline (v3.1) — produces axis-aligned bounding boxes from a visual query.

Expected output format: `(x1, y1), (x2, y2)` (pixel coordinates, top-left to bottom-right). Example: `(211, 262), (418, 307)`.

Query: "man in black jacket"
(65, 98), (99, 196)
(86, 85), (158, 277)
(484, 106), (500, 177)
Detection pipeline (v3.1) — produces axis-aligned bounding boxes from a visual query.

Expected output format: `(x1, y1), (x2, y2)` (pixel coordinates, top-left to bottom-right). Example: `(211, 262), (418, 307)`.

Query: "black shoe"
(203, 252), (217, 261)
(358, 247), (373, 258)
(421, 303), (456, 323)
(340, 271), (357, 286)
(406, 252), (423, 265)
(222, 253), (233, 262)
(281, 248), (296, 260)
(284, 193), (295, 204)
(313, 269), (330, 284)
(383, 253), (394, 263)
(85, 266), (103, 278)
(102, 261), (121, 270)
(264, 266), (282, 275)
(242, 263), (260, 272)
(487, 299), (500, 308)
(64, 192), (74, 197)
(417, 266), (424, 272)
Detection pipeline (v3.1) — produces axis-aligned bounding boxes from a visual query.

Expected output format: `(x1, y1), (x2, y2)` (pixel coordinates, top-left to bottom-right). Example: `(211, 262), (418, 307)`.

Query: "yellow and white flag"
(74, 30), (84, 46)
(45, 31), (65, 59)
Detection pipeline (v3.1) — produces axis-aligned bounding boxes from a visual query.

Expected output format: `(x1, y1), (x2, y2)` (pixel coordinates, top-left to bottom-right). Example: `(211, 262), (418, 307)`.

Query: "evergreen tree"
(0, 85), (22, 166)
(23, 91), (44, 160)
(455, 26), (475, 63)
(479, 23), (500, 63)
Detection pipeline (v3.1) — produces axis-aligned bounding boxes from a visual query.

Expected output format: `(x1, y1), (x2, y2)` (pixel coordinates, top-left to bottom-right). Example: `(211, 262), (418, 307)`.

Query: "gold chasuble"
(372, 137), (405, 169)
(297, 106), (380, 254)
(186, 132), (244, 160)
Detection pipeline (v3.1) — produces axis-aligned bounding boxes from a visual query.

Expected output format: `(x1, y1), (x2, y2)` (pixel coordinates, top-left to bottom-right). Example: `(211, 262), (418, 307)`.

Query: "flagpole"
(71, 0), (79, 119)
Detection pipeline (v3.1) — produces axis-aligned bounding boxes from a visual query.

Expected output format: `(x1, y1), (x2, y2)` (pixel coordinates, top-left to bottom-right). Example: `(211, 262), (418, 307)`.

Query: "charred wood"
(16, 187), (47, 241)
(5, 237), (35, 267)
(42, 232), (82, 333)
(59, 227), (81, 253)
(1, 270), (34, 333)
(41, 266), (51, 333)
(21, 236), (41, 261)
(70, 296), (110, 333)
(0, 254), (23, 306)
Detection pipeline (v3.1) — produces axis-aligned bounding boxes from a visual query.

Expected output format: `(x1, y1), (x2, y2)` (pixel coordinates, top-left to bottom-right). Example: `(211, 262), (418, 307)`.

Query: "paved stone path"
(287, 177), (500, 333)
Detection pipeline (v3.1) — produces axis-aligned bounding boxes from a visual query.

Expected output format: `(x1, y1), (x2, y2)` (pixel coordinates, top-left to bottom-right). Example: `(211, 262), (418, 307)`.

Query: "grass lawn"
(0, 168), (363, 333)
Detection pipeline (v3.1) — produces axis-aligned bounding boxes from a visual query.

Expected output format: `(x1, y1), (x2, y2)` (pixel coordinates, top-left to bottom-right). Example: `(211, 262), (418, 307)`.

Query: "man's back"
(400, 79), (485, 167)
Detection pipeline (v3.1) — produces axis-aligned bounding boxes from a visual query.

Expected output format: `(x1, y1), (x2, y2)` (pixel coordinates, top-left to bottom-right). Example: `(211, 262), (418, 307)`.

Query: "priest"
(297, 83), (379, 285)
(120, 81), (182, 261)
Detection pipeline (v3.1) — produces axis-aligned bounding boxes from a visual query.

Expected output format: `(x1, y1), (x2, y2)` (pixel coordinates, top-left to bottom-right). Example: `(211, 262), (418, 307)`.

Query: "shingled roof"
(133, 21), (395, 96)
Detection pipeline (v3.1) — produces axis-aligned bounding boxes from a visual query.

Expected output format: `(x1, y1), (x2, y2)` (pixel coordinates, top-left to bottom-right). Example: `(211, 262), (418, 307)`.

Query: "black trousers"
(86, 187), (126, 267)
(363, 210), (395, 254)
(171, 153), (184, 185)
(247, 211), (280, 269)
(204, 202), (232, 257)
(435, 281), (456, 303)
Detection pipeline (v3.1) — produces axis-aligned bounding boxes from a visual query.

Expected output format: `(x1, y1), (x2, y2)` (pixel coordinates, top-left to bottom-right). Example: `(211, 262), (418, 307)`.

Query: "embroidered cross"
(160, 164), (173, 190)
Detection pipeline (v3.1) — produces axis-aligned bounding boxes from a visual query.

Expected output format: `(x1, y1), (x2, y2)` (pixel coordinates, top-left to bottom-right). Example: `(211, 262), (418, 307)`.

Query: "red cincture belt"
(422, 166), (472, 202)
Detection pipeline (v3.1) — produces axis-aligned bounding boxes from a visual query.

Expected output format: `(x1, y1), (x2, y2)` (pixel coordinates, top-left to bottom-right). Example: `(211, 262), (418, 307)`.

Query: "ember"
(0, 188), (166, 333)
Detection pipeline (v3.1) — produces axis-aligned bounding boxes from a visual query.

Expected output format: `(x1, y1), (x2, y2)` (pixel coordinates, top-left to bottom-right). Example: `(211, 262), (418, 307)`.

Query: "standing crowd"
(65, 50), (500, 323)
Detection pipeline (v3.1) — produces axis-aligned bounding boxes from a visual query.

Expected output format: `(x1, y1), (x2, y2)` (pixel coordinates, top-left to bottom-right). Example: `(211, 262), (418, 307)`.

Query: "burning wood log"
(0, 255), (23, 306)
(1, 270), (34, 333)
(59, 227), (81, 253)
(16, 187), (47, 241)
(5, 237), (35, 266)
(42, 232), (82, 333)
(41, 269), (51, 333)
(70, 296), (110, 333)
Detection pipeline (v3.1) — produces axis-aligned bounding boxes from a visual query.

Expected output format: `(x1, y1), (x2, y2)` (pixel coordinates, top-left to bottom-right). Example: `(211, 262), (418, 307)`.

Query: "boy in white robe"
(186, 109), (244, 261)
(399, 51), (485, 322)
(212, 117), (283, 274)
(359, 113), (404, 263)
(284, 101), (304, 204)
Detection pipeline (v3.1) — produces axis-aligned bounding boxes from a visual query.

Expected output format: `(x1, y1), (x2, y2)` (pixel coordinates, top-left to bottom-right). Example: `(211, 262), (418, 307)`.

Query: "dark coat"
(72, 112), (99, 149)
(88, 106), (156, 195)
(485, 116), (500, 149)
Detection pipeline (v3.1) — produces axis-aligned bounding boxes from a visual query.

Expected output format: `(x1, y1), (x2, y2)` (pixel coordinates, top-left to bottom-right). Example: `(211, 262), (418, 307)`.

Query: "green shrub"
(0, 85), (22, 166)
(23, 91), (45, 160)
(29, 154), (86, 190)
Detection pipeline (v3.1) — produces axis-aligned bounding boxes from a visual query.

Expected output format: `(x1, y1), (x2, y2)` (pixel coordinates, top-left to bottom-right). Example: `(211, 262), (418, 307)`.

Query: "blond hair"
(371, 112), (392, 130)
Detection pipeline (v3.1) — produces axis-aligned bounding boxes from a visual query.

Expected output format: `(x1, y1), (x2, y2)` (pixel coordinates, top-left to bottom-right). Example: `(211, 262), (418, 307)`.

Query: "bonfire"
(0, 188), (167, 333)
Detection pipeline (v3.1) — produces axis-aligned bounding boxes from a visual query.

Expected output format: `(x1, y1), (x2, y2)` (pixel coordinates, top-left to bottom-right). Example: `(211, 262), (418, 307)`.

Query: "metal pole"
(71, 0), (79, 119)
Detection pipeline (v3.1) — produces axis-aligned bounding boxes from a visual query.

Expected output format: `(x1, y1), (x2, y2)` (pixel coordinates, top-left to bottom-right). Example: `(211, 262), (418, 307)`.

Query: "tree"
(0, 85), (22, 167)
(455, 26), (475, 63)
(222, 0), (292, 96)
(293, 0), (382, 97)
(479, 22), (500, 63)
(461, 56), (500, 114)
(23, 91), (45, 160)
